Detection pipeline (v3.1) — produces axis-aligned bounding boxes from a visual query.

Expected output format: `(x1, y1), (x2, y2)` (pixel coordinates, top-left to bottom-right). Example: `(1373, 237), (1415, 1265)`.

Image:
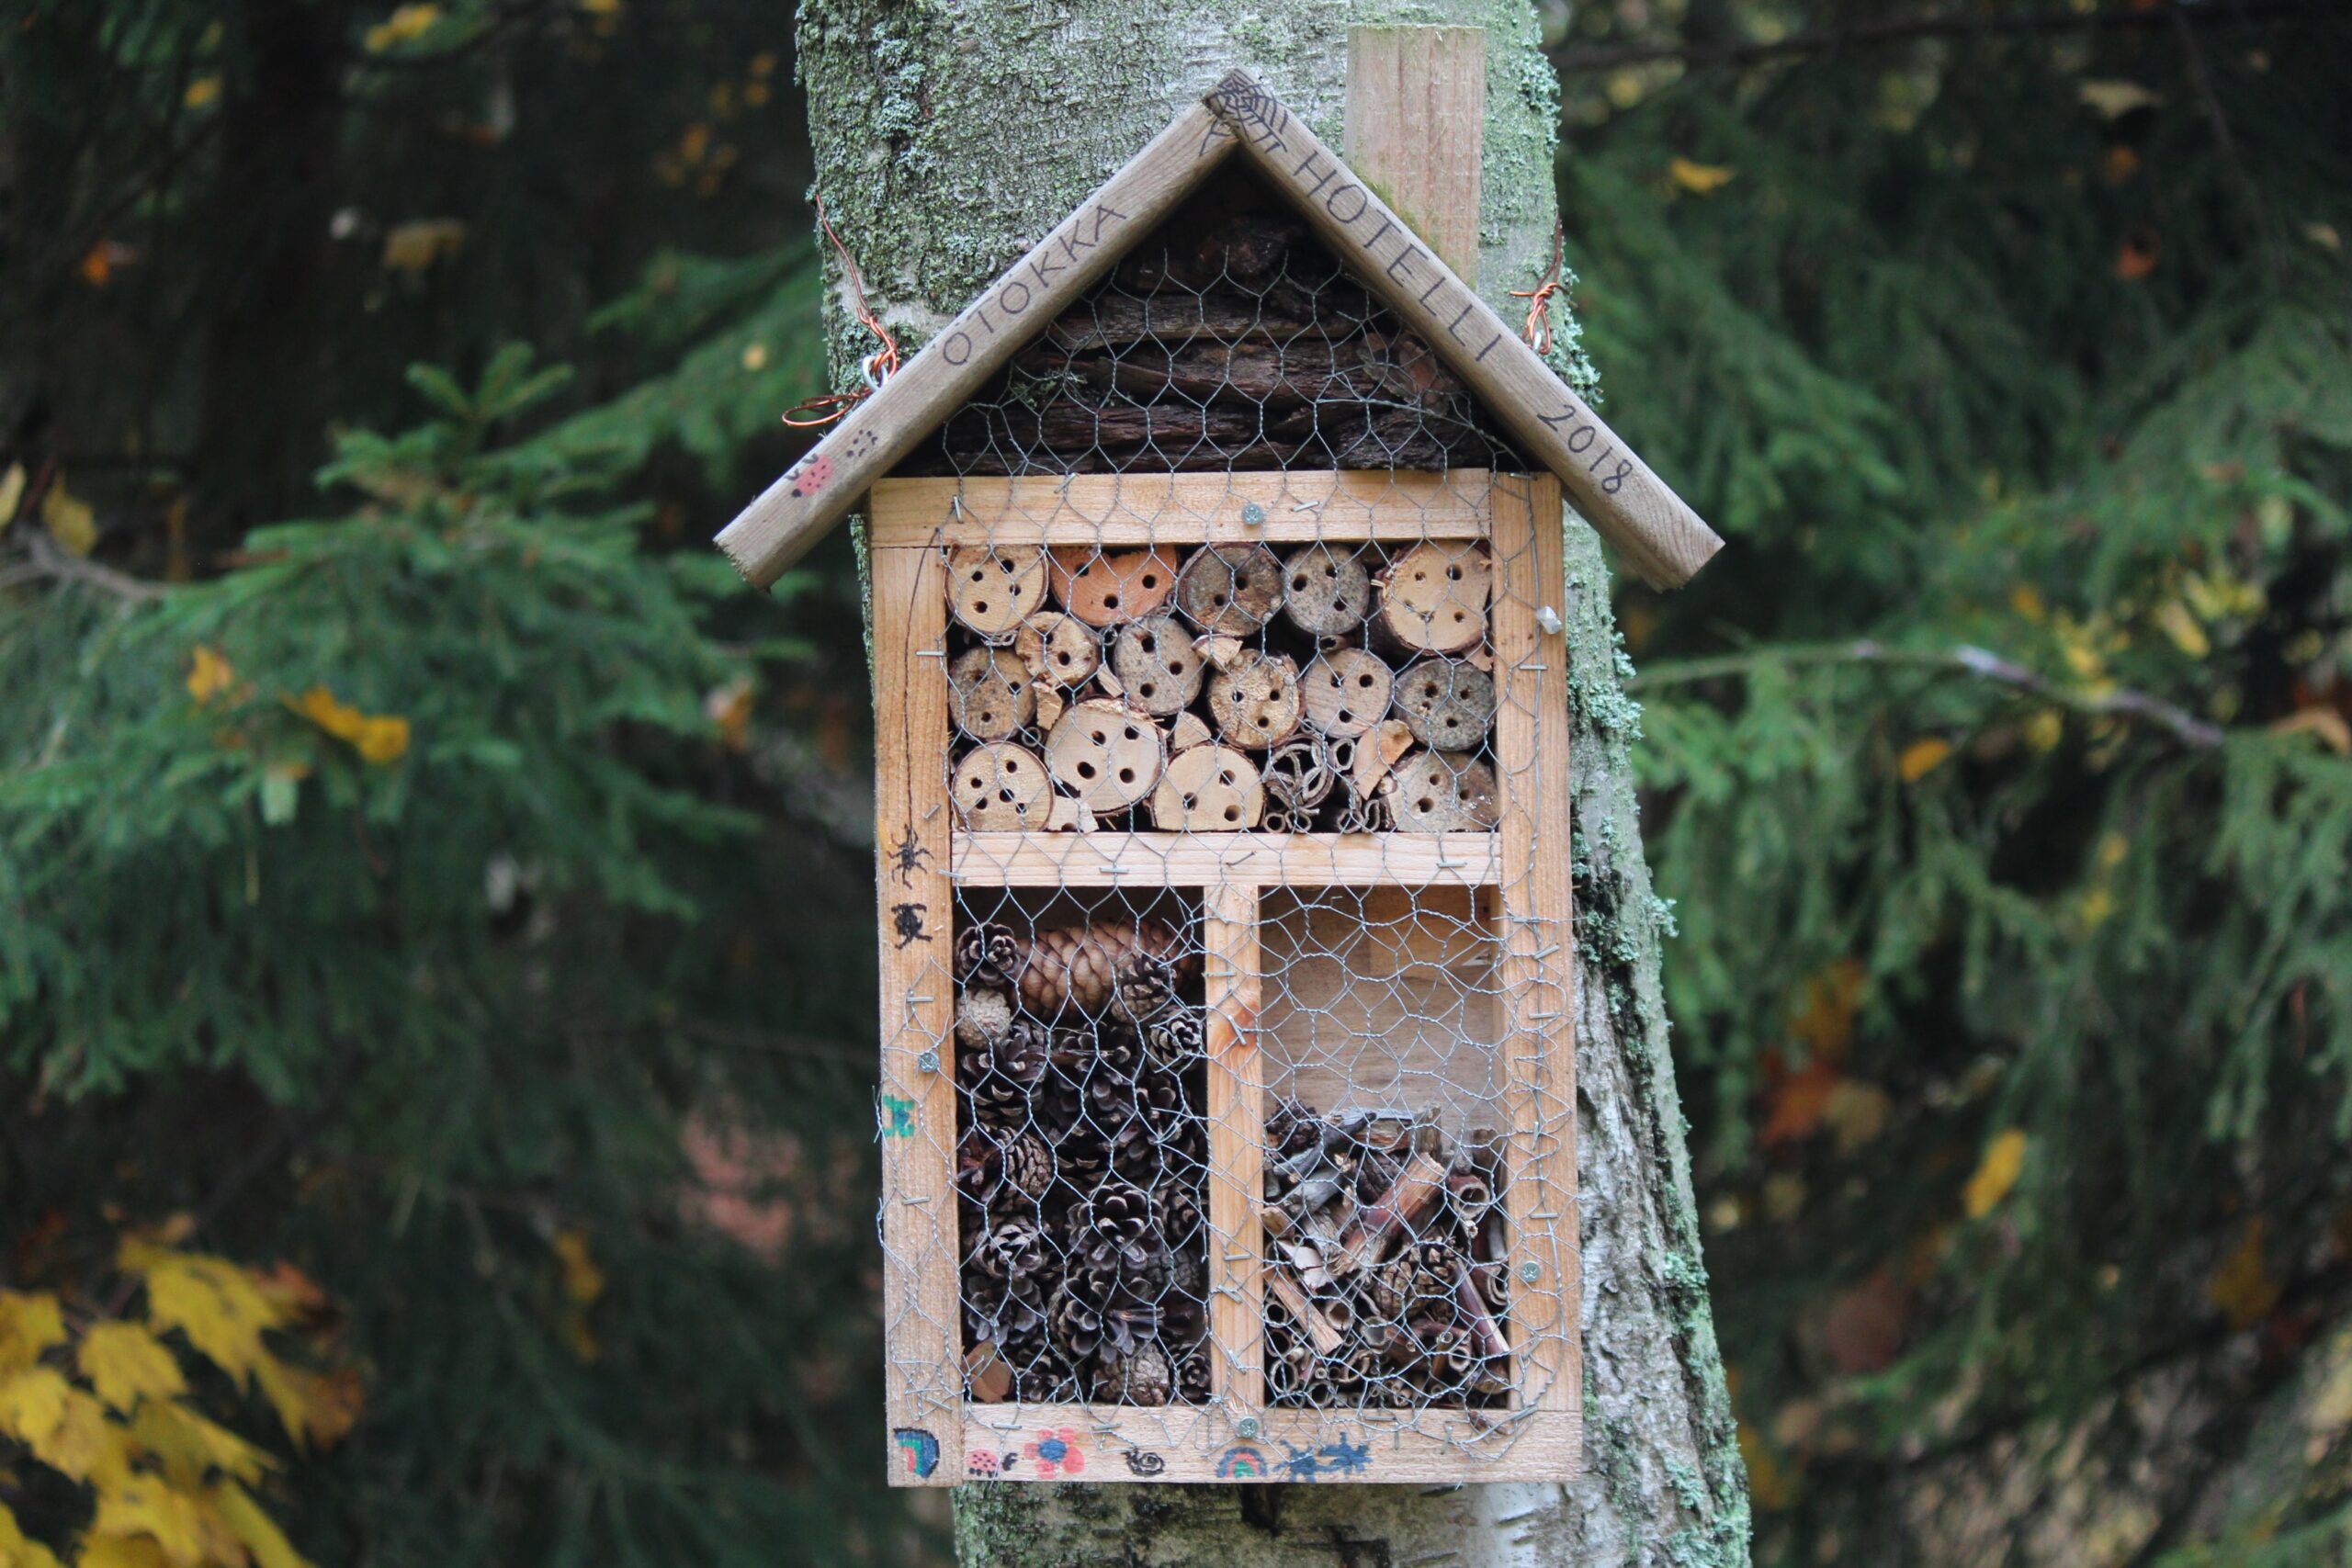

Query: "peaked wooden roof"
(716, 71), (1723, 592)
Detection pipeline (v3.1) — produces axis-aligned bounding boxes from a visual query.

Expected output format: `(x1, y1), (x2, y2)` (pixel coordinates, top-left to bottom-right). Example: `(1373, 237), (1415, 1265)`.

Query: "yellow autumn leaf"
(78, 1324), (186, 1414)
(253, 1359), (362, 1451)
(288, 686), (367, 743)
(363, 2), (441, 51)
(1962, 1129), (2029, 1218)
(0, 1499), (67, 1568)
(131, 1252), (284, 1388)
(0, 1292), (68, 1373)
(182, 76), (220, 109)
(186, 647), (236, 707)
(2007, 582), (2047, 624)
(553, 1229), (605, 1305)
(75, 1535), (172, 1568)
(42, 481), (98, 557)
(28, 1385), (121, 1483)
(1898, 737), (1953, 782)
(212, 1483), (311, 1568)
(1668, 156), (1736, 195)
(2154, 599), (2211, 659)
(353, 715), (411, 765)
(0, 461), (25, 528)
(89, 1479), (205, 1568)
(2078, 78), (2163, 119)
(2211, 1218), (2283, 1329)
(131, 1397), (273, 1487)
(2024, 708), (2064, 751)
(0, 1369), (72, 1450)
(380, 218), (466, 272)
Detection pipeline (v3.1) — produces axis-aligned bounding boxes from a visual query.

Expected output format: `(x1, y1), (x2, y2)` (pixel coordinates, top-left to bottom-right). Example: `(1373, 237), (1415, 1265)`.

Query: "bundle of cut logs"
(945, 536), (1501, 835)
(953, 915), (1212, 1406)
(1260, 1099), (1511, 1407)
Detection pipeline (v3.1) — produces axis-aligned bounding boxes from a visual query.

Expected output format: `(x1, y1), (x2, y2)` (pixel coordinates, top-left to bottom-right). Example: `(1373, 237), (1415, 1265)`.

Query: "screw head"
(1519, 1260), (1542, 1284)
(915, 1049), (941, 1075)
(1240, 502), (1266, 525)
(1235, 1416), (1261, 1439)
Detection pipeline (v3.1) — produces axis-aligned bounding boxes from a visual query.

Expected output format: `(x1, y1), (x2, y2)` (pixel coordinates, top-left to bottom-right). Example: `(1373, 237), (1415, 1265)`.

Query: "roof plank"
(1202, 71), (1722, 589)
(716, 101), (1238, 588)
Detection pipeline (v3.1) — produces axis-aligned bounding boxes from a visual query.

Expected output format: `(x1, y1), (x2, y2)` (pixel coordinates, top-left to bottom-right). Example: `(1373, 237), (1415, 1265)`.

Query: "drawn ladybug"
(789, 453), (834, 498)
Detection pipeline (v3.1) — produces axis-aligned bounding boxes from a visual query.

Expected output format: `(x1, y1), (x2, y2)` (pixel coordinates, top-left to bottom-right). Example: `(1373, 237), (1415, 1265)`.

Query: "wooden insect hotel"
(718, 52), (1720, 1486)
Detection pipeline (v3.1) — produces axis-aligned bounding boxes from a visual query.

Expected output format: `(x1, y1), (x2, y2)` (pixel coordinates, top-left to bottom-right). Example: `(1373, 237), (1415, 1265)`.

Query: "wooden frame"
(871, 473), (1580, 1485)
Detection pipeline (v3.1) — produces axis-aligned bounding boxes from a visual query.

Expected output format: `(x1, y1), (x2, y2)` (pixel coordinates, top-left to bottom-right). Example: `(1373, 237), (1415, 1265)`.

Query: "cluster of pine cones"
(954, 917), (1211, 1406)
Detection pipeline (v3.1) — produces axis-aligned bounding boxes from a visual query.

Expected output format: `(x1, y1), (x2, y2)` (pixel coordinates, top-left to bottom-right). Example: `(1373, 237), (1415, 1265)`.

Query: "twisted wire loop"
(783, 196), (903, 428)
(894, 183), (1570, 1478)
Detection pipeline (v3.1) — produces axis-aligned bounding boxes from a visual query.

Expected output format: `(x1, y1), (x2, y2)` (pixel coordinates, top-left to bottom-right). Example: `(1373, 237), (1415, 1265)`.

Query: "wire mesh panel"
(866, 178), (1575, 1487)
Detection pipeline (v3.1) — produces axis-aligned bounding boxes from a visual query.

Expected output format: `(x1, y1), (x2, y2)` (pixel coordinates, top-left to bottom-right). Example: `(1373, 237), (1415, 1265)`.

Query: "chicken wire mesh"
(876, 176), (1574, 1482)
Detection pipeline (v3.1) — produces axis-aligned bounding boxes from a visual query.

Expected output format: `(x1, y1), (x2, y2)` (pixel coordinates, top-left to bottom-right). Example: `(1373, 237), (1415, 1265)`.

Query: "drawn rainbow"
(1216, 1444), (1270, 1479)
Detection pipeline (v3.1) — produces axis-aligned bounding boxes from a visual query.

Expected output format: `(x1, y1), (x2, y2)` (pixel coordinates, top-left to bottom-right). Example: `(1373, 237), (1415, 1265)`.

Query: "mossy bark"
(796, 5), (1748, 1562)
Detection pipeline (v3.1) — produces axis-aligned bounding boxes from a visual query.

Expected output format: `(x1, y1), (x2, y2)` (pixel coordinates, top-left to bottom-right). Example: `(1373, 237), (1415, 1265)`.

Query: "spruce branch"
(1548, 0), (2334, 74)
(1627, 638), (2226, 750)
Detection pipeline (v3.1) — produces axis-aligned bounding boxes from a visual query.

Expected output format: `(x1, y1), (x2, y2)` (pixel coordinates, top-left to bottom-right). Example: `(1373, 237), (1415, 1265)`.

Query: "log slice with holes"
(1109, 614), (1204, 717)
(1299, 648), (1395, 739)
(1280, 544), (1374, 637)
(1386, 749), (1499, 832)
(948, 647), (1036, 742)
(951, 742), (1052, 830)
(1048, 547), (1181, 628)
(945, 547), (1049, 639)
(1390, 659), (1497, 751)
(1174, 543), (1284, 635)
(1374, 541), (1490, 656)
(1148, 744), (1264, 832)
(1205, 649), (1303, 750)
(1012, 610), (1102, 689)
(1044, 699), (1166, 811)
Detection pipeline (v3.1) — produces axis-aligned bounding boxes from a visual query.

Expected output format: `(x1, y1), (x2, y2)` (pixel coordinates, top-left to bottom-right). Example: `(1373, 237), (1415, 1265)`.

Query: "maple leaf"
(354, 715), (411, 765)
(130, 1398), (273, 1488)
(89, 1479), (206, 1568)
(41, 480), (97, 557)
(75, 1536), (173, 1568)
(185, 648), (236, 707)
(79, 1323), (187, 1414)
(0, 1292), (67, 1374)
(288, 687), (367, 743)
(254, 1360), (363, 1451)
(127, 1249), (286, 1389)
(1962, 1129), (2029, 1218)
(210, 1483), (314, 1568)
(0, 1369), (71, 1451)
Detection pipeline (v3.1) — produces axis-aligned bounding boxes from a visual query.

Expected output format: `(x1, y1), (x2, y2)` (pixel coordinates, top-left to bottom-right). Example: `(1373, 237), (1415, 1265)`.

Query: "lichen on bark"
(797, 4), (1749, 1562)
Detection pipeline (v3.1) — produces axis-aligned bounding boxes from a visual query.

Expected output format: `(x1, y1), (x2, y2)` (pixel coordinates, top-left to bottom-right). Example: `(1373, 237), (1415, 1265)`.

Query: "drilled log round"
(1281, 544), (1373, 637)
(1261, 737), (1336, 812)
(1108, 614), (1205, 717)
(1299, 648), (1396, 739)
(1375, 542), (1490, 656)
(1204, 649), (1303, 750)
(1044, 699), (1166, 810)
(1390, 659), (1497, 751)
(1386, 750), (1499, 832)
(1148, 744), (1265, 831)
(1012, 611), (1102, 688)
(949, 646), (1037, 742)
(951, 742), (1053, 830)
(1169, 711), (1213, 752)
(1174, 543), (1284, 635)
(1048, 547), (1181, 628)
(946, 547), (1049, 639)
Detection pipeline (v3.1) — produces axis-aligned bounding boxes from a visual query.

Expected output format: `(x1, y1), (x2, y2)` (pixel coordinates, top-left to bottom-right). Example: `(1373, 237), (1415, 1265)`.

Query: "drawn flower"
(1023, 1427), (1084, 1478)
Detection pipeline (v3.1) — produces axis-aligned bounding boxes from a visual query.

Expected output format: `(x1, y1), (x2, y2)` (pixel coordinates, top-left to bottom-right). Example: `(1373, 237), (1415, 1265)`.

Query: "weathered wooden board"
(956, 1404), (1579, 1483)
(948, 831), (1498, 887)
(1489, 471), (1580, 1448)
(869, 471), (1493, 550)
(717, 102), (1238, 588)
(1204, 71), (1722, 590)
(1345, 26), (1487, 285)
(1201, 884), (1265, 1412)
(870, 545), (966, 1487)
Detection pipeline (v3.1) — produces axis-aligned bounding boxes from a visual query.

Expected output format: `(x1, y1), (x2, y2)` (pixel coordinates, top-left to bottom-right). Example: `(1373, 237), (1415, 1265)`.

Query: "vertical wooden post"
(1201, 882), (1264, 1415)
(871, 542), (964, 1486)
(1344, 25), (1487, 282)
(1489, 473), (1579, 1440)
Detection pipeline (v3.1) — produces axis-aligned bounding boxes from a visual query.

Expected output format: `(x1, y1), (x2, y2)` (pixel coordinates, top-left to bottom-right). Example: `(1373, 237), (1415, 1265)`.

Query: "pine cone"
(1074, 1180), (1154, 1269)
(1108, 950), (1176, 1025)
(956, 921), (1019, 985)
(1096, 1338), (1173, 1406)
(1177, 1349), (1211, 1403)
(956, 1129), (1001, 1206)
(1012, 919), (1195, 1020)
(1143, 1008), (1204, 1066)
(1047, 1282), (1106, 1361)
(1001, 1130), (1055, 1201)
(954, 983), (1016, 1052)
(970, 1219), (1050, 1287)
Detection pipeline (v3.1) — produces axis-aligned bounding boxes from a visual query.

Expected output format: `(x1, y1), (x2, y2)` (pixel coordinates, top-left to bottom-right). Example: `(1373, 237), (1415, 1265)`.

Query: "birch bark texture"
(793, 5), (1750, 1562)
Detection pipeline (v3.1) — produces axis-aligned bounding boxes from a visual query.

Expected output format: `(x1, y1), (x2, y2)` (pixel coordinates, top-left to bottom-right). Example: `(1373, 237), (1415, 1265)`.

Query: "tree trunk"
(795, 6), (1749, 1562)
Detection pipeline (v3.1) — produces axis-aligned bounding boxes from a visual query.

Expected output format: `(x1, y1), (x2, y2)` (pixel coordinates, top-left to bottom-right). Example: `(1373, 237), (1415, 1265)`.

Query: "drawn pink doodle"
(966, 1450), (1001, 1478)
(1023, 1427), (1084, 1478)
(788, 453), (834, 499)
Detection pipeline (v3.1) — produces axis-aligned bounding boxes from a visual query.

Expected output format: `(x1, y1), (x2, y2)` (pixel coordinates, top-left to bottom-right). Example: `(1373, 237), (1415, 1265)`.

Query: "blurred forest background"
(3, 1), (2349, 1564)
